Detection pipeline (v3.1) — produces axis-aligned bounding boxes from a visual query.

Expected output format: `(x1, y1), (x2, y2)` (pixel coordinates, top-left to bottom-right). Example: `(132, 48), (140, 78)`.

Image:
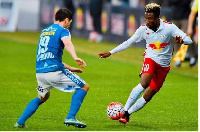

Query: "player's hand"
(187, 27), (193, 37)
(175, 36), (183, 44)
(70, 67), (83, 73)
(98, 52), (111, 58)
(75, 58), (86, 68)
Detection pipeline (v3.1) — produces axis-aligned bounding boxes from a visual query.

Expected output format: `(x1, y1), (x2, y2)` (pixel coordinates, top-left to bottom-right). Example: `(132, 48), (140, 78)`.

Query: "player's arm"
(98, 26), (144, 58)
(63, 62), (83, 73)
(171, 24), (193, 45)
(174, 35), (192, 45)
(174, 36), (184, 44)
(187, 11), (197, 36)
(62, 37), (86, 68)
(187, 0), (198, 36)
(98, 39), (135, 58)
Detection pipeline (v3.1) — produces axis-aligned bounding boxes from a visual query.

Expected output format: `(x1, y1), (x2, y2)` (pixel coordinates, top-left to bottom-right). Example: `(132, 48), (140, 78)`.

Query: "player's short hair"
(55, 8), (72, 21)
(145, 3), (161, 18)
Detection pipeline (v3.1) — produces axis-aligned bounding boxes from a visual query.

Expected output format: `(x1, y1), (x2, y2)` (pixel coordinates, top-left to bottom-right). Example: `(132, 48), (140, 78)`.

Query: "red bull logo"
(149, 41), (170, 52)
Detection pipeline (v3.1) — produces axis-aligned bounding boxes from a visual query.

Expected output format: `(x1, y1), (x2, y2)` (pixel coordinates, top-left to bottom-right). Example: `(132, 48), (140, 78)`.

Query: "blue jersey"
(36, 24), (71, 73)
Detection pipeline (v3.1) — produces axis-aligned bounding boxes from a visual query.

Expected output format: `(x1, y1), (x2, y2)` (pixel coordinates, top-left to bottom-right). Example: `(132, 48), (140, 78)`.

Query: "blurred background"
(0, 0), (198, 61)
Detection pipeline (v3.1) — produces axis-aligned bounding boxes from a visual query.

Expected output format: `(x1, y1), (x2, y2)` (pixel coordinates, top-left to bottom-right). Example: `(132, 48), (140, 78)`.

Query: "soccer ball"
(106, 102), (125, 120)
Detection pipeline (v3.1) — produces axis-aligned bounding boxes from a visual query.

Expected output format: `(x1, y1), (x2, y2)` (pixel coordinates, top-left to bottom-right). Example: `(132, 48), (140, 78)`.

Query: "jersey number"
(38, 36), (50, 55)
(143, 64), (149, 72)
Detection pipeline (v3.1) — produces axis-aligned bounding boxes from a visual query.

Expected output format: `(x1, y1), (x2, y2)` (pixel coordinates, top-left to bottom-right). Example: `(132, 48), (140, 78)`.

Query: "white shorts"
(36, 69), (85, 97)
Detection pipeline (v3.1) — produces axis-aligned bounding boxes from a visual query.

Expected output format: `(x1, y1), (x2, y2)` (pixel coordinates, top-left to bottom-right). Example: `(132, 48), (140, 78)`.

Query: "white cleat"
(64, 118), (86, 128)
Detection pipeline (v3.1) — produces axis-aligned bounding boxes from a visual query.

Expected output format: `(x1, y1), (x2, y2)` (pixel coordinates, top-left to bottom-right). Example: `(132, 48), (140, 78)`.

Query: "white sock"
(128, 96), (147, 114)
(124, 83), (145, 111)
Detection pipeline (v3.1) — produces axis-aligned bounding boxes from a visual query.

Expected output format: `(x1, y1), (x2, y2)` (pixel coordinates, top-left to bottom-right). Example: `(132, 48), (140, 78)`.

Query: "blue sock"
(17, 97), (43, 125)
(67, 89), (87, 119)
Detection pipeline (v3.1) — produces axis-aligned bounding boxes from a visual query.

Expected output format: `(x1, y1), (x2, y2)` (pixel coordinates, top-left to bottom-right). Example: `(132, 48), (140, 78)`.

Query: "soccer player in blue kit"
(14, 8), (89, 128)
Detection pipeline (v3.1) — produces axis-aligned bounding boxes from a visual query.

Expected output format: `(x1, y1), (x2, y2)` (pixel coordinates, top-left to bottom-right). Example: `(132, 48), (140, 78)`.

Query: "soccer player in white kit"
(98, 3), (192, 124)
(14, 8), (89, 128)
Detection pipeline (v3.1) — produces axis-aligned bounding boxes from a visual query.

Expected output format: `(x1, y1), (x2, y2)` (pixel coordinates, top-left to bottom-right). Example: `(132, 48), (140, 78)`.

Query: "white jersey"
(110, 19), (192, 67)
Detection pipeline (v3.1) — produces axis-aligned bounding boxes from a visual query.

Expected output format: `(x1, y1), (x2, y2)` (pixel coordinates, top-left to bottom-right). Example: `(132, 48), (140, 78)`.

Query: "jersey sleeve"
(61, 29), (71, 40)
(191, 0), (198, 12)
(110, 26), (144, 54)
(171, 24), (193, 44)
(171, 24), (186, 38)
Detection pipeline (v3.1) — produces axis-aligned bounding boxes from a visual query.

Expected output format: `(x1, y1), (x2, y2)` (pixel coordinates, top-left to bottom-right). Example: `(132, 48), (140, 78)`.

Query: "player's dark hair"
(145, 3), (161, 18)
(55, 8), (72, 21)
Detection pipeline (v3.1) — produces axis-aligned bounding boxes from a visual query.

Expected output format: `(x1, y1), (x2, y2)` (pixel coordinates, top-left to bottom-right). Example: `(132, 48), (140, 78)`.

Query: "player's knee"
(143, 94), (152, 102)
(141, 81), (150, 89)
(141, 73), (152, 88)
(143, 88), (156, 102)
(38, 92), (50, 102)
(81, 83), (89, 92)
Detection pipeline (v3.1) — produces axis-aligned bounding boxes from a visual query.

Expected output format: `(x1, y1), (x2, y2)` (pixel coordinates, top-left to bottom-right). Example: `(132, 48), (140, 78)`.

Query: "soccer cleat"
(14, 123), (26, 128)
(119, 111), (130, 124)
(64, 118), (86, 128)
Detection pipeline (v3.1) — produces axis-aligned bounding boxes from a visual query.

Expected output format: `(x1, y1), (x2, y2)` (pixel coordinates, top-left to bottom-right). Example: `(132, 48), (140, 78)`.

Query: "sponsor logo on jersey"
(43, 26), (57, 32)
(149, 41), (170, 52)
(66, 72), (83, 86)
(36, 64), (57, 70)
(160, 34), (167, 39)
(36, 52), (55, 61)
(64, 85), (75, 91)
(44, 62), (48, 67)
(146, 30), (150, 35)
(41, 26), (57, 37)
(40, 31), (55, 36)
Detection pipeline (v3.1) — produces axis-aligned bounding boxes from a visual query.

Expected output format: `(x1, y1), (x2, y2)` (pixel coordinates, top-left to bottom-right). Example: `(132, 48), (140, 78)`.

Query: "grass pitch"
(0, 32), (198, 131)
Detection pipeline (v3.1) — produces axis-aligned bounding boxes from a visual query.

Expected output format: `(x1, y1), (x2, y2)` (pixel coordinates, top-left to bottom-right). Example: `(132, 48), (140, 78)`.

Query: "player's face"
(145, 12), (157, 29)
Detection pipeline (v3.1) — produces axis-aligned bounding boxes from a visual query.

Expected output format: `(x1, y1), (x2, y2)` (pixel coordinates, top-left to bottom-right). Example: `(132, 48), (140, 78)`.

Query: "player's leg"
(14, 92), (50, 128)
(123, 83), (145, 111)
(127, 72), (156, 112)
(119, 73), (153, 124)
(66, 83), (89, 120)
(189, 40), (197, 67)
(57, 69), (89, 128)
(64, 83), (89, 128)
(189, 18), (198, 67)
(128, 87), (156, 114)
(14, 73), (52, 128)
(123, 58), (154, 112)
(128, 65), (170, 113)
(120, 64), (170, 124)
(123, 75), (152, 111)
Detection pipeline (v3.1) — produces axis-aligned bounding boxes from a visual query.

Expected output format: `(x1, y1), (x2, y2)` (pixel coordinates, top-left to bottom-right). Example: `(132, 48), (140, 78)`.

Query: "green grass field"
(0, 32), (198, 131)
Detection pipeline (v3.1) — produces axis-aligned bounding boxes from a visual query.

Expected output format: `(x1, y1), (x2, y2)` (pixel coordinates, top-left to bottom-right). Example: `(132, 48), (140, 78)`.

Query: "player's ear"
(64, 18), (69, 22)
